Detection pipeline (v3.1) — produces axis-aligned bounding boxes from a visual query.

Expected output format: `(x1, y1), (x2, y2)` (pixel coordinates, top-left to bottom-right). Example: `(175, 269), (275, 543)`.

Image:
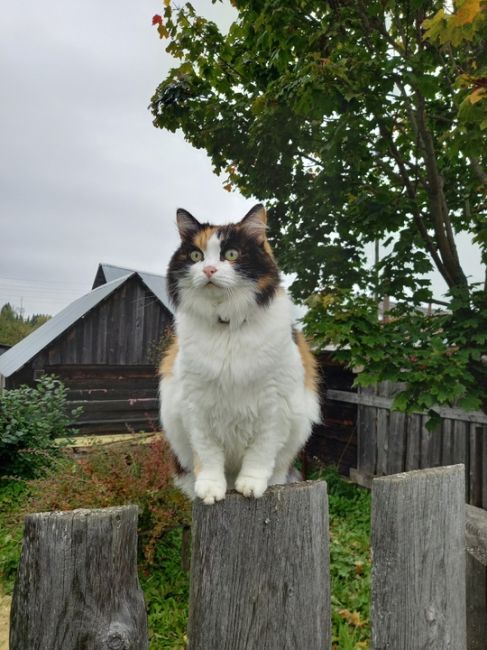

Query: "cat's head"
(167, 204), (280, 321)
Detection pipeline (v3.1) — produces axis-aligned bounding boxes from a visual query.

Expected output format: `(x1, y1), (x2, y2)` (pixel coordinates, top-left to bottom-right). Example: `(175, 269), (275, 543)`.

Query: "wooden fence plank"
(466, 504), (487, 649)
(441, 419), (454, 465)
(376, 408), (388, 476)
(357, 387), (377, 477)
(469, 424), (482, 508)
(482, 425), (487, 510)
(387, 411), (406, 474)
(420, 415), (433, 469)
(405, 414), (421, 471)
(327, 389), (487, 424)
(372, 465), (466, 650)
(10, 505), (148, 650)
(188, 482), (330, 650)
(453, 421), (470, 501)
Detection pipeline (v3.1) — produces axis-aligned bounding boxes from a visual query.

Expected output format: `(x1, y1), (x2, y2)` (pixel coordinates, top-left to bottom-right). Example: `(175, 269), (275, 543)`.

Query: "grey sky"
(0, 1), (483, 317)
(0, 1), (248, 316)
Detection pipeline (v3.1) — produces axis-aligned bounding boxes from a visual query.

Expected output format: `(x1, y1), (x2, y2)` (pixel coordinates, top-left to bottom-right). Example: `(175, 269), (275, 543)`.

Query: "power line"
(0, 273), (87, 287)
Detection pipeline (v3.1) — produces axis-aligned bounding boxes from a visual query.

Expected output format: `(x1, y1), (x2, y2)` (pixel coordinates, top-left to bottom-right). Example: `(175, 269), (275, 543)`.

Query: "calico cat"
(159, 204), (320, 504)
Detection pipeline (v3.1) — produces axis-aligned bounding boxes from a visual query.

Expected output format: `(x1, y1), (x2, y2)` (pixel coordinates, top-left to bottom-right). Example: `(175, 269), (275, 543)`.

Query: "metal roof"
(92, 263), (135, 288)
(94, 263), (172, 313)
(0, 267), (173, 379)
(137, 270), (172, 311)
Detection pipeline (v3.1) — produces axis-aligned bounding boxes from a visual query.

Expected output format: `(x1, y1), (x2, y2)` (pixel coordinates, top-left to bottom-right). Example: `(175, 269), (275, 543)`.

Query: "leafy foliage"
(139, 528), (190, 650)
(0, 303), (50, 346)
(28, 437), (191, 563)
(151, 0), (487, 415)
(0, 375), (81, 479)
(305, 285), (487, 422)
(0, 480), (30, 592)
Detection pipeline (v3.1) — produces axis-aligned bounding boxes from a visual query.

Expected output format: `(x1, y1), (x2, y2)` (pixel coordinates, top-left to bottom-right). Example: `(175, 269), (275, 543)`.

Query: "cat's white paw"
(235, 474), (268, 498)
(195, 476), (227, 505)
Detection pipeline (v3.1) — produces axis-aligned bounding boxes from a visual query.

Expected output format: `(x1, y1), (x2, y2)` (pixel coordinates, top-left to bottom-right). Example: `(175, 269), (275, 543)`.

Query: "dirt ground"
(0, 590), (10, 650)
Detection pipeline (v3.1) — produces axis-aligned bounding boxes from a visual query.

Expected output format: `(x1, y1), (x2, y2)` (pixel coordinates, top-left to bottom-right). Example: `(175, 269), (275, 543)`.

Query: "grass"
(0, 467), (371, 650)
(323, 468), (371, 649)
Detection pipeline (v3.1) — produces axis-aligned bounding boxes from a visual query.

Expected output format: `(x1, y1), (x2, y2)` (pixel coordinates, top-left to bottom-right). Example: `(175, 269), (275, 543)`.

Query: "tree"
(0, 303), (50, 346)
(150, 0), (487, 417)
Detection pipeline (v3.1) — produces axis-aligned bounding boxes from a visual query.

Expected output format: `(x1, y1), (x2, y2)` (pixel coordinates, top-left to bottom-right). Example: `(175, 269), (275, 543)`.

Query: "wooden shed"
(0, 264), (173, 434)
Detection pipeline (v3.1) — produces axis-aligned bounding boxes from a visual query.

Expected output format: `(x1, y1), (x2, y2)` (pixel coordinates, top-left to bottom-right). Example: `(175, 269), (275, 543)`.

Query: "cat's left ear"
(239, 204), (267, 243)
(176, 208), (202, 240)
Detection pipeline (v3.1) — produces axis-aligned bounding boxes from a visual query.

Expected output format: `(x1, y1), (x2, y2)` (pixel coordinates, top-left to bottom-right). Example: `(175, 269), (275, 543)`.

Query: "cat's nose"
(203, 265), (217, 279)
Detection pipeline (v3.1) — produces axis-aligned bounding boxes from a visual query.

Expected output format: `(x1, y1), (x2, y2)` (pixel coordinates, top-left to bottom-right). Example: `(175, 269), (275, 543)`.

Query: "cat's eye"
(190, 250), (203, 263)
(224, 249), (239, 261)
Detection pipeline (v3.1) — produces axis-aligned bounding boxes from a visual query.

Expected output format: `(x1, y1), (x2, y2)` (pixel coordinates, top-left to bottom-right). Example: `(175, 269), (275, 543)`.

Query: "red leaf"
(152, 14), (163, 25)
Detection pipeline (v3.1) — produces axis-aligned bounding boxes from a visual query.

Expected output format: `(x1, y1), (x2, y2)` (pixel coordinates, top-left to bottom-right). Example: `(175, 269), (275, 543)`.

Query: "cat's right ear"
(176, 208), (201, 240)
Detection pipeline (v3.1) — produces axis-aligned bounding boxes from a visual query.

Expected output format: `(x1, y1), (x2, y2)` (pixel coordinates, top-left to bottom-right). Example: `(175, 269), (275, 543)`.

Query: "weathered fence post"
(465, 504), (487, 649)
(188, 481), (330, 650)
(372, 464), (466, 649)
(10, 505), (148, 650)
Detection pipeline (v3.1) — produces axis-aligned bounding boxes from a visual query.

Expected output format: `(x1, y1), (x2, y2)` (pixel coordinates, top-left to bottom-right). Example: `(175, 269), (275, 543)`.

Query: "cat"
(159, 204), (320, 504)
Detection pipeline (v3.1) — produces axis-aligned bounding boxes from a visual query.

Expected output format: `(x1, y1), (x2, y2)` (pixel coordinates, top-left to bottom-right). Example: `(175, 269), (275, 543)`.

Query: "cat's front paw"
(235, 474), (268, 498)
(195, 476), (227, 505)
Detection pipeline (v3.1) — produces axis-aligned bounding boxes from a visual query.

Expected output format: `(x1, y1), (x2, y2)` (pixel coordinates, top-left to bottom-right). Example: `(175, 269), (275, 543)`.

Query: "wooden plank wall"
(339, 381), (487, 509)
(32, 276), (172, 368)
(49, 364), (160, 435)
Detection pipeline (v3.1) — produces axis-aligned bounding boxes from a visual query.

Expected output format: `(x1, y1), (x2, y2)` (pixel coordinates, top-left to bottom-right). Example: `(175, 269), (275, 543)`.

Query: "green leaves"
(151, 0), (486, 415)
(304, 287), (487, 415)
(0, 375), (81, 479)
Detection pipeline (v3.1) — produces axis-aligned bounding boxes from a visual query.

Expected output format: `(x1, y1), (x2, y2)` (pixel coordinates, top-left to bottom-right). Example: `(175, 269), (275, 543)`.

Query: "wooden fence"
(327, 382), (487, 509)
(10, 466), (487, 649)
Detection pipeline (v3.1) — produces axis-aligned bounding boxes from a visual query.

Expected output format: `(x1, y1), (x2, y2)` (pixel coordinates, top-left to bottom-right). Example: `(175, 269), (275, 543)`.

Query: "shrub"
(0, 479), (31, 592)
(29, 436), (191, 563)
(0, 375), (81, 479)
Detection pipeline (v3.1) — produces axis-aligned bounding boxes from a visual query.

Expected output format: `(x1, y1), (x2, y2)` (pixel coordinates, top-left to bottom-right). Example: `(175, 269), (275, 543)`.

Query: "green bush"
(28, 436), (191, 564)
(0, 479), (31, 592)
(0, 374), (81, 479)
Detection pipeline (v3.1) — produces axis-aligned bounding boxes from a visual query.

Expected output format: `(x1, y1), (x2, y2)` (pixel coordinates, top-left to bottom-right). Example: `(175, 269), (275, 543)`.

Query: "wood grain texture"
(376, 408), (389, 476)
(405, 414), (421, 471)
(387, 411), (406, 475)
(188, 481), (330, 650)
(465, 505), (487, 650)
(466, 553), (487, 650)
(372, 465), (466, 650)
(327, 389), (487, 424)
(357, 387), (378, 476)
(10, 506), (148, 650)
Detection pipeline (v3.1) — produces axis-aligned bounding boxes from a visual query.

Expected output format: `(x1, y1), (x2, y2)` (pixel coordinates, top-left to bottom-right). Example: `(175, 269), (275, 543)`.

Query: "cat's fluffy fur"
(159, 204), (320, 504)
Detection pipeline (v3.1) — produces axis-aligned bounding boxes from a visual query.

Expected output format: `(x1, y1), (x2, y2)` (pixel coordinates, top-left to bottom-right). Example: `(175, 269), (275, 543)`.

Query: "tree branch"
(470, 156), (487, 185)
(377, 122), (453, 287)
(413, 91), (468, 289)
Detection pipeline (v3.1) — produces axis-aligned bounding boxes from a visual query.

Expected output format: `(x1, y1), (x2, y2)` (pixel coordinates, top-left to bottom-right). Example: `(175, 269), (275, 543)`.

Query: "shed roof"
(93, 264), (172, 312)
(0, 267), (172, 379)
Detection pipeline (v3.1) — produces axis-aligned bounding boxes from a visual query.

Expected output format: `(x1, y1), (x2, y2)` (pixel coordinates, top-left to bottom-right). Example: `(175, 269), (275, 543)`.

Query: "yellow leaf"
(422, 8), (445, 29)
(164, 0), (171, 6)
(452, 0), (483, 26)
(157, 23), (169, 39)
(354, 560), (365, 575)
(338, 608), (367, 628)
(469, 87), (487, 104)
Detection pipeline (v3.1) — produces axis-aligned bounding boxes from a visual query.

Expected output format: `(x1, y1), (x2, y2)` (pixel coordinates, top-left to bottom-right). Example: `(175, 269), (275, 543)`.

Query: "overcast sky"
(0, 1), (483, 317)
(0, 1), (249, 316)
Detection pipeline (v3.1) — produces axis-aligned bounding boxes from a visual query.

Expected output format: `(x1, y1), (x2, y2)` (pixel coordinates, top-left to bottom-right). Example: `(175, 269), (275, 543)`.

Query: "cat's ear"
(239, 204), (267, 243)
(176, 208), (202, 240)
